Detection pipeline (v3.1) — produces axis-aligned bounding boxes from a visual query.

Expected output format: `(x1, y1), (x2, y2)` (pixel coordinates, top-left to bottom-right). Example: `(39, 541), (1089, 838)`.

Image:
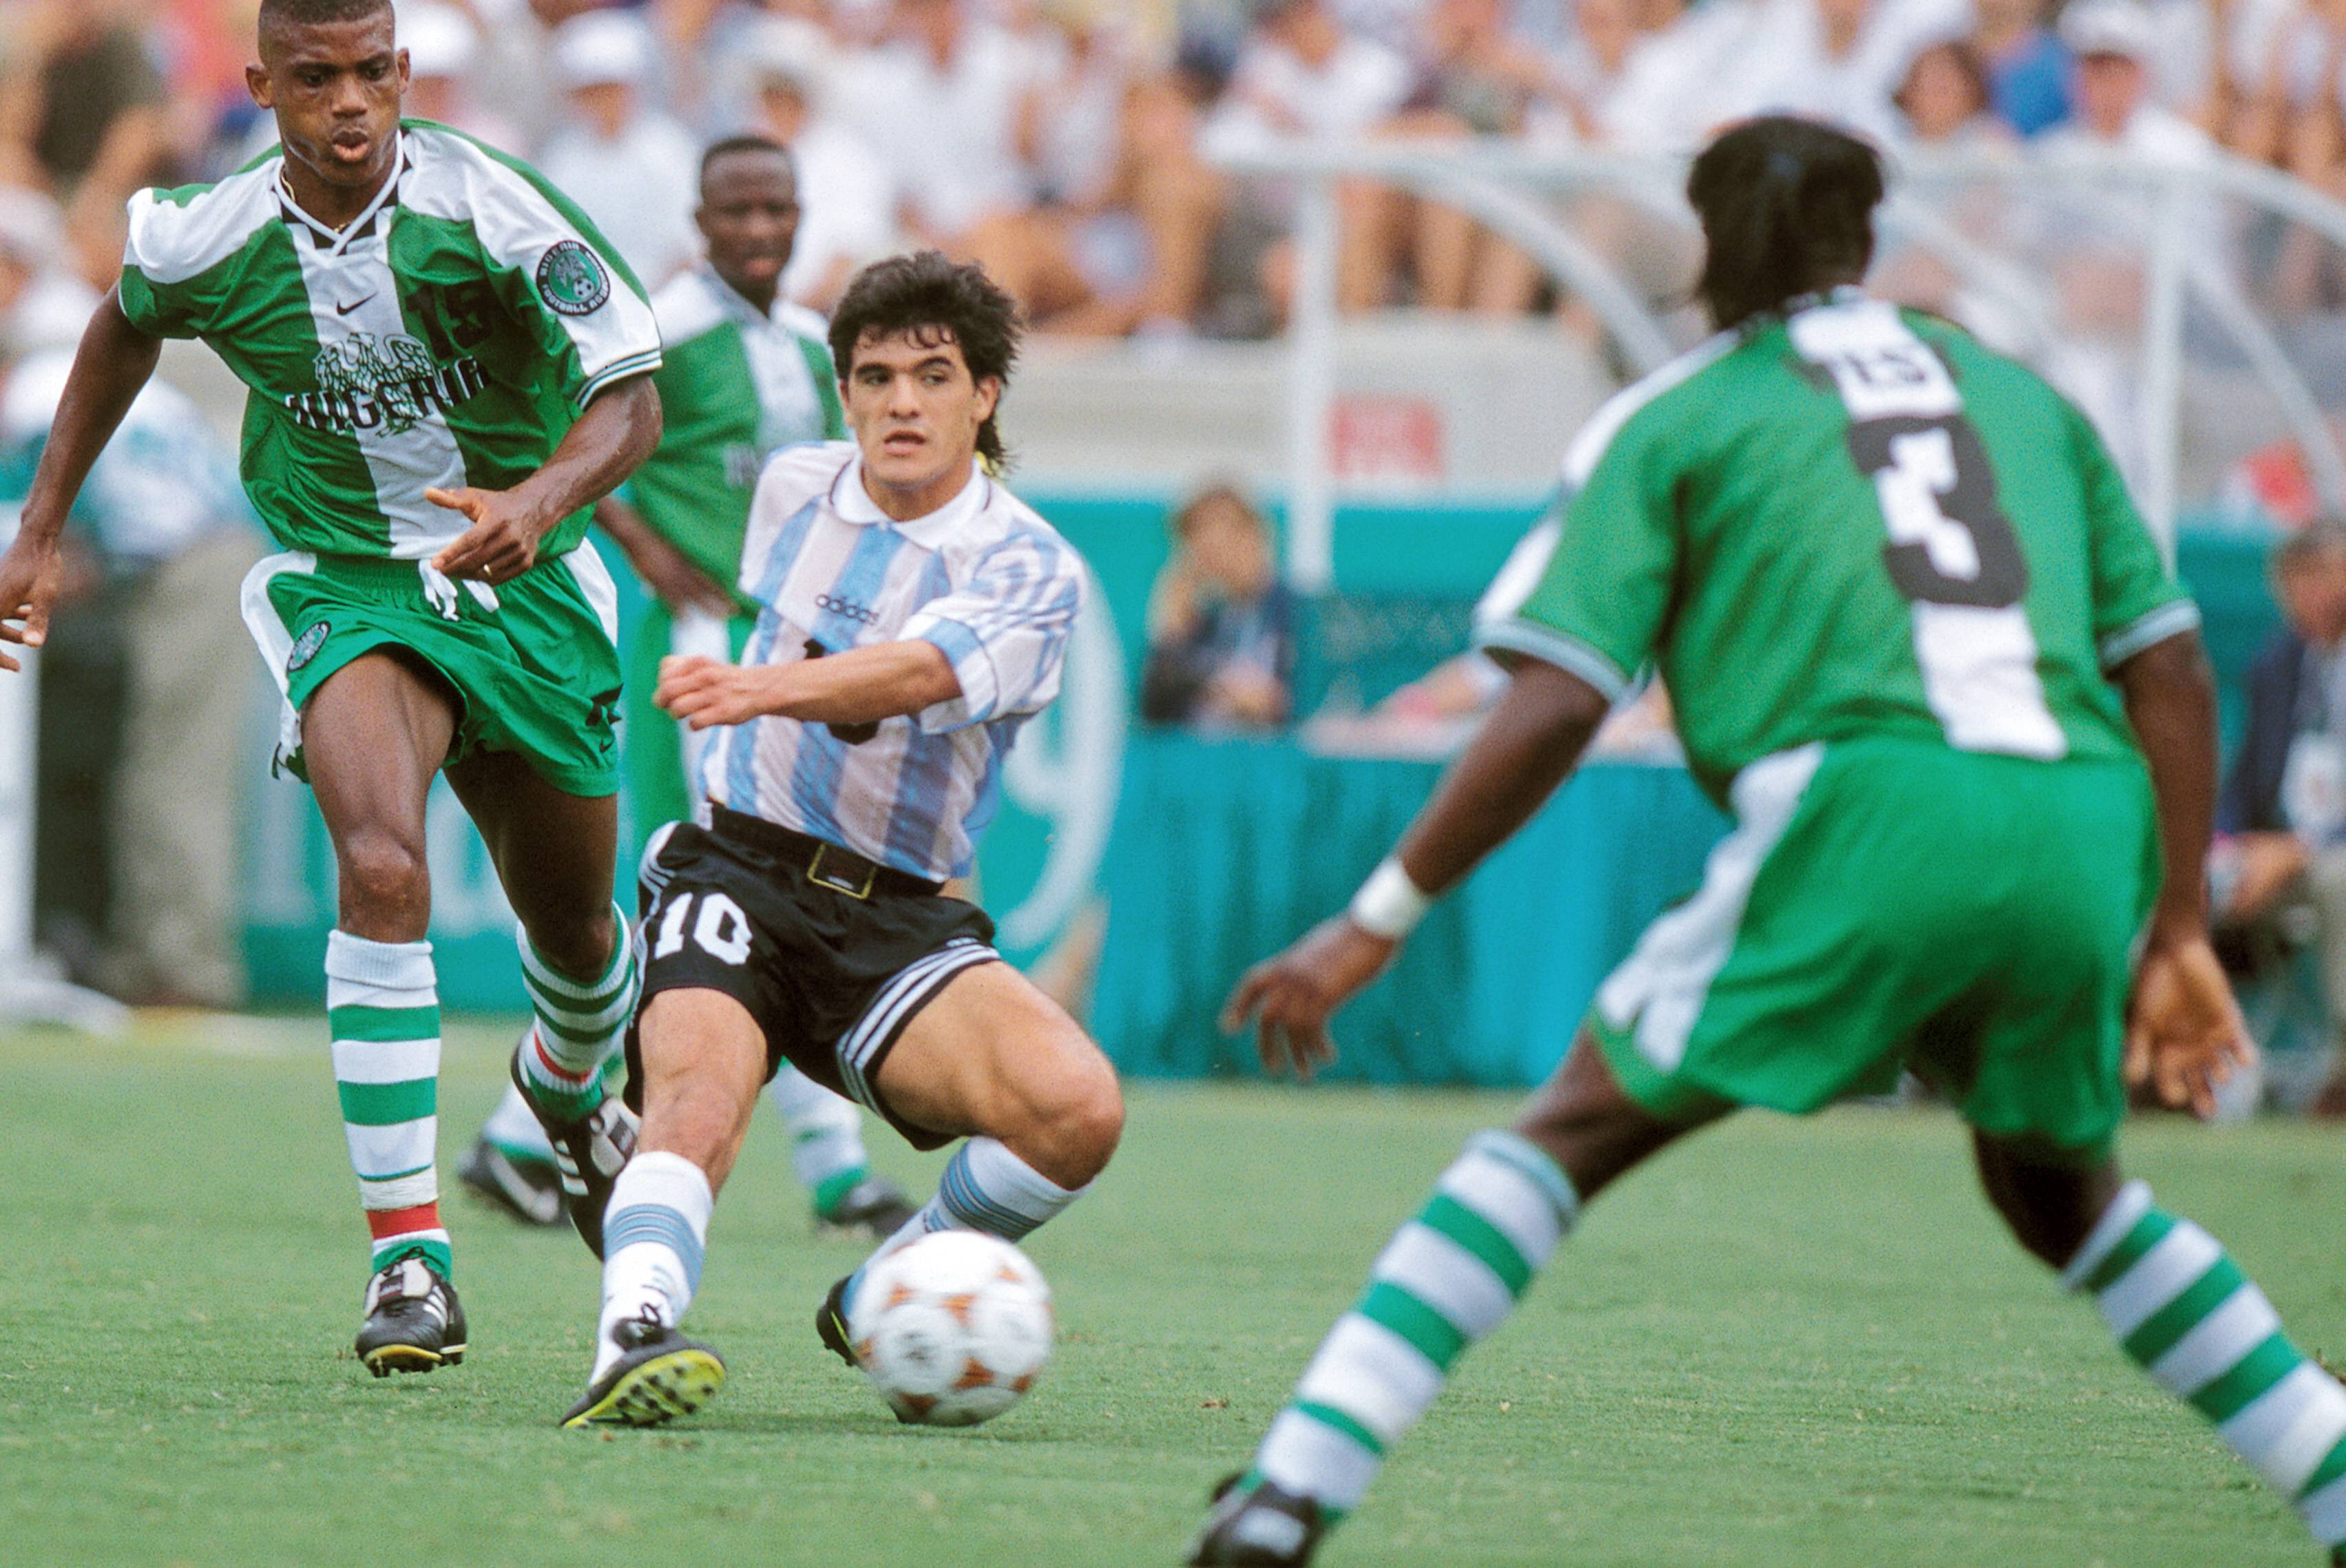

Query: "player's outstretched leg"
(564, 986), (760, 1428)
(816, 962), (1121, 1369)
(766, 1065), (919, 1237)
(1191, 1034), (1708, 1566)
(1979, 1138), (2346, 1560)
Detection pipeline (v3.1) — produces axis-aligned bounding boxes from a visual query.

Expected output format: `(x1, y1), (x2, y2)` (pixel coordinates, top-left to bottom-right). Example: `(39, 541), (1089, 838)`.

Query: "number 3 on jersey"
(652, 890), (753, 965)
(1847, 414), (2027, 609)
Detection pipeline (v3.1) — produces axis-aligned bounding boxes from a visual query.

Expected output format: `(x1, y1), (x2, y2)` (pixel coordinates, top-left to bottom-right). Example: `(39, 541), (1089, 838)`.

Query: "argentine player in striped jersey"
(558, 252), (1123, 1429)
(1197, 119), (2344, 1565)
(0, 0), (664, 1377)
(464, 134), (921, 1243)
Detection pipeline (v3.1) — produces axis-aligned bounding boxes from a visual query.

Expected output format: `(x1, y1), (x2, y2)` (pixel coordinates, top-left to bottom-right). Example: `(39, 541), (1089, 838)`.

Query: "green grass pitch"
(1, 1016), (2336, 1567)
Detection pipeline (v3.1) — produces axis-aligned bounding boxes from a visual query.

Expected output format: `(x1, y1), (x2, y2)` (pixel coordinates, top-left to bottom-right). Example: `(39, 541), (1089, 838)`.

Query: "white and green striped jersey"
(628, 267), (845, 591)
(116, 121), (662, 561)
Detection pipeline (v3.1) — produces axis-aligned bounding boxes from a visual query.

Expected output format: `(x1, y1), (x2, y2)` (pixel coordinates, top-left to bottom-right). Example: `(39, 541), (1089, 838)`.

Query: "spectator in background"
(1893, 37), (2012, 147)
(837, 0), (1047, 253)
(401, 1), (525, 154)
(1140, 481), (1297, 729)
(0, 348), (260, 1007)
(1716, 0), (1912, 145)
(2212, 522), (2346, 1103)
(0, 187), (97, 355)
(1967, 0), (2071, 136)
(2040, 0), (2215, 161)
(1202, 0), (1414, 316)
(736, 17), (901, 311)
(536, 10), (700, 288)
(0, 0), (174, 284)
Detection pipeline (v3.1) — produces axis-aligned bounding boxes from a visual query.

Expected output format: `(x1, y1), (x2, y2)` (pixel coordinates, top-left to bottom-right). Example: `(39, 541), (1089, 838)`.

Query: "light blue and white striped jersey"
(705, 441), (1087, 881)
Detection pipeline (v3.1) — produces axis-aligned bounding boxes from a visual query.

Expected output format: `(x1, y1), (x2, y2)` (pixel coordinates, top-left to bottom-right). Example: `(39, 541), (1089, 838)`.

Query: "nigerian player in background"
(557, 253), (1122, 1429)
(1195, 117), (2345, 1566)
(463, 134), (919, 1242)
(0, 0), (663, 1377)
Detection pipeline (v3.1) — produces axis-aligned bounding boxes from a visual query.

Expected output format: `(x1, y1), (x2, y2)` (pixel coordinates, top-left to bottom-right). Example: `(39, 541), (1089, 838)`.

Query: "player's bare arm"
(2113, 629), (2254, 1117)
(0, 293), (163, 669)
(594, 493), (733, 616)
(1222, 658), (1609, 1077)
(655, 641), (959, 730)
(428, 375), (662, 583)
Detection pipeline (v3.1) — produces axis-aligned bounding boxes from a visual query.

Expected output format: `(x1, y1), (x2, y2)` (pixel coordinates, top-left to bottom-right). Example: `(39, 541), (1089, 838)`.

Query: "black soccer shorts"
(625, 814), (999, 1150)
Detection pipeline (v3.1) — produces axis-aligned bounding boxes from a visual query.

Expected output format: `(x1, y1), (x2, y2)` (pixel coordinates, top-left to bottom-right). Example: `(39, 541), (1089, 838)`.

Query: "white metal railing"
(1209, 138), (2346, 589)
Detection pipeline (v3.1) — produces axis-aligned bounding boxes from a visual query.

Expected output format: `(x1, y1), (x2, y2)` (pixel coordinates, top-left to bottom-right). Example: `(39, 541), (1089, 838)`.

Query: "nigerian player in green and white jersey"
(1197, 118), (2346, 1567)
(0, 0), (666, 1379)
(465, 134), (920, 1244)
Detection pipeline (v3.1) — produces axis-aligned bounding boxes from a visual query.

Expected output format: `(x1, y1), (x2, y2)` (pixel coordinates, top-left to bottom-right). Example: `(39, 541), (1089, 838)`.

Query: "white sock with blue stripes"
(596, 1151), (712, 1379)
(850, 1138), (1078, 1305)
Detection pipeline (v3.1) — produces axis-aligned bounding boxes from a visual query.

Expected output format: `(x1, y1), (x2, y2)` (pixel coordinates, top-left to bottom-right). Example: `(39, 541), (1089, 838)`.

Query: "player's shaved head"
(259, 0), (393, 51)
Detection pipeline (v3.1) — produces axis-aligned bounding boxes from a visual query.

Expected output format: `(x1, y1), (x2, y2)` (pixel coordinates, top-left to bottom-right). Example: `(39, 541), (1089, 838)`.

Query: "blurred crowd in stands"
(6, 0), (2346, 350)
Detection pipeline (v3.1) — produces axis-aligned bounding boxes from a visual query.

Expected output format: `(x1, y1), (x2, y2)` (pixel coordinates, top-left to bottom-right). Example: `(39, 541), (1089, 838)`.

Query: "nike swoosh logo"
(334, 293), (377, 316)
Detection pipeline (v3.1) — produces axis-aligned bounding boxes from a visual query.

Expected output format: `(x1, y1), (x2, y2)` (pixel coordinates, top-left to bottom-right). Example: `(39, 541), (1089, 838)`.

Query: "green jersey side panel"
(1488, 297), (2194, 803)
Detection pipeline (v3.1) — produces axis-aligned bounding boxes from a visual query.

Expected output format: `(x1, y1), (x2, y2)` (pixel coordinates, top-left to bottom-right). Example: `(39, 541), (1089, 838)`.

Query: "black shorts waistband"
(707, 806), (945, 900)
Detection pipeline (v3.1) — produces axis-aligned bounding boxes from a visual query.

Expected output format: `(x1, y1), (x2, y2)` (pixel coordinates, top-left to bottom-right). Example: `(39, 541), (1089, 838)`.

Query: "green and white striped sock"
(515, 903), (636, 1120)
(324, 931), (450, 1280)
(2067, 1180), (2346, 1551)
(1252, 1129), (1578, 1515)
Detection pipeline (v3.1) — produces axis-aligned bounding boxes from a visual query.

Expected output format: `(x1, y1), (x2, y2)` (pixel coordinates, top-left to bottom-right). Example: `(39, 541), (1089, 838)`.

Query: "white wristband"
(1349, 857), (1433, 940)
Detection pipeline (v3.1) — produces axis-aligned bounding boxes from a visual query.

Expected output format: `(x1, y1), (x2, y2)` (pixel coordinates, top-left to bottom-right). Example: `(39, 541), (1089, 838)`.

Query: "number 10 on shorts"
(651, 891), (753, 966)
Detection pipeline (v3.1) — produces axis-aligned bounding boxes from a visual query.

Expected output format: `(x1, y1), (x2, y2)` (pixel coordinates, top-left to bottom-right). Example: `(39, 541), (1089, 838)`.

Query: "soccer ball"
(848, 1231), (1054, 1428)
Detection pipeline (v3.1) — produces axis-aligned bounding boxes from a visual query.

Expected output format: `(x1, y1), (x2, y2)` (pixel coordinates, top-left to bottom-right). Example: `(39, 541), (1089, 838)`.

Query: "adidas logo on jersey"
(283, 331), (488, 437)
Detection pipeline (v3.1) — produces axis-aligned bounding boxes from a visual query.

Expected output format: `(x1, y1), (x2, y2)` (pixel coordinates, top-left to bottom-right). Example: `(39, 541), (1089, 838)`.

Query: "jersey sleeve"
(901, 529), (1087, 733)
(1472, 419), (1677, 702)
(2071, 401), (2201, 669)
(116, 187), (232, 339)
(451, 139), (663, 408)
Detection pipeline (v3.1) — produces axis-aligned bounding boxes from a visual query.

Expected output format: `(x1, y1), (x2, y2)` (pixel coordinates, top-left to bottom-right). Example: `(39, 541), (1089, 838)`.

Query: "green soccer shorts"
(622, 600), (755, 850)
(240, 547), (625, 797)
(1589, 736), (2161, 1165)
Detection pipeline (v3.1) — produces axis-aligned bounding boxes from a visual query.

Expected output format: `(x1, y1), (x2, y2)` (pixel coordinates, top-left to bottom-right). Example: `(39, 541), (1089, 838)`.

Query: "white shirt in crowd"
(837, 23), (1049, 240)
(536, 107), (702, 289)
(708, 442), (1087, 884)
(780, 117), (901, 307)
(1203, 30), (1414, 151)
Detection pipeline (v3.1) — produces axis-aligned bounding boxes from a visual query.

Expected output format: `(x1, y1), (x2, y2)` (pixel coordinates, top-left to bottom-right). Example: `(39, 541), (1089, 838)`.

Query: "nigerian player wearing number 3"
(1197, 118), (2346, 1565)
(558, 251), (1124, 1430)
(0, 0), (664, 1377)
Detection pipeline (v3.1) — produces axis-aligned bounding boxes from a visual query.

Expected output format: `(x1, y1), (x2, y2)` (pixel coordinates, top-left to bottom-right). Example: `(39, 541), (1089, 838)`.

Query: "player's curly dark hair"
(829, 251), (1023, 469)
(1687, 116), (1885, 331)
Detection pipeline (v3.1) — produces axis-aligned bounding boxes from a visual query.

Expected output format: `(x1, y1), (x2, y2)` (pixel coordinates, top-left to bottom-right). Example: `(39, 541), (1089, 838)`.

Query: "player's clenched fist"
(657, 652), (780, 730)
(0, 530), (63, 673)
(1220, 916), (1398, 1081)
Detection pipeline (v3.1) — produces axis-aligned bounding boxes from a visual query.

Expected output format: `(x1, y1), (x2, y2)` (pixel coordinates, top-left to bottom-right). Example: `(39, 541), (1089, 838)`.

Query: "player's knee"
(1024, 1049), (1122, 1189)
(523, 903), (619, 982)
(337, 830), (430, 923)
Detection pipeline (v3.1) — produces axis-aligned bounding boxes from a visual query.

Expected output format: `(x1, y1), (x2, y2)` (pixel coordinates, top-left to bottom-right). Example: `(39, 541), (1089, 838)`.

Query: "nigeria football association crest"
(286, 620), (330, 674)
(284, 331), (487, 437)
(536, 238), (609, 317)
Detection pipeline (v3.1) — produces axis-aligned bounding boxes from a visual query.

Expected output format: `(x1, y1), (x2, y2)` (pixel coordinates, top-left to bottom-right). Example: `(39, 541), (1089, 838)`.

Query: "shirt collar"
(277, 132), (408, 253)
(702, 264), (783, 329)
(829, 452), (989, 545)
